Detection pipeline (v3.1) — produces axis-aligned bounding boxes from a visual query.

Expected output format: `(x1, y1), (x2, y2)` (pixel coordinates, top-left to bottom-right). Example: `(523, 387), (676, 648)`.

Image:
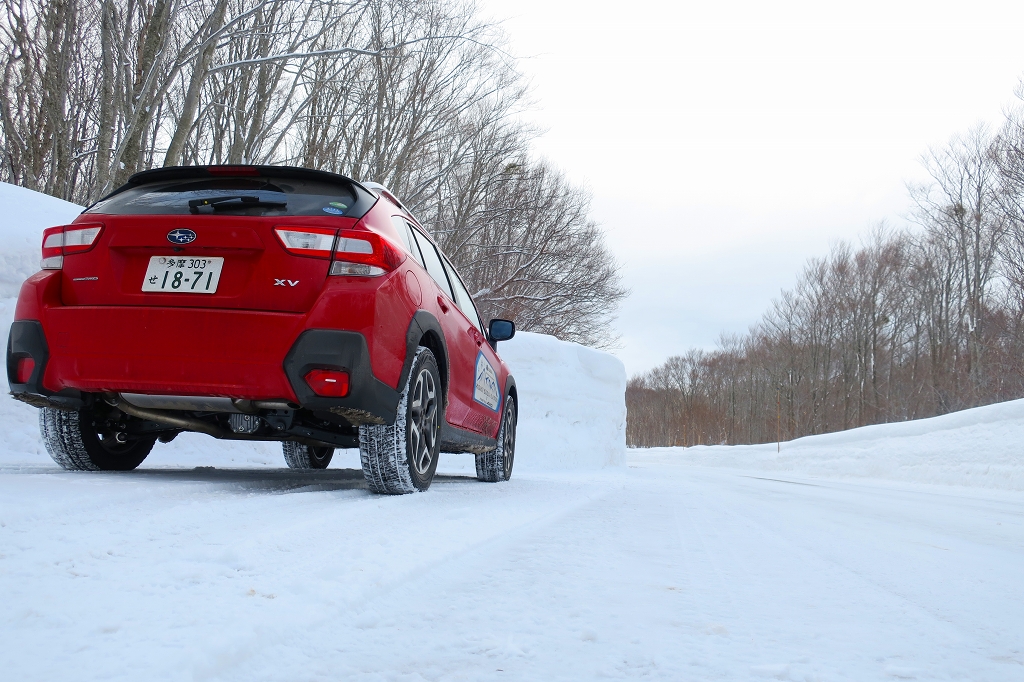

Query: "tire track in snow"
(4, 459), (1023, 680)
(670, 469), (1024, 680)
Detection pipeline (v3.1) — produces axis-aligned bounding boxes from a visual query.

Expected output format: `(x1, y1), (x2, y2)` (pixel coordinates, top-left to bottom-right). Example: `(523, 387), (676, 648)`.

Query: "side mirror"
(487, 319), (515, 349)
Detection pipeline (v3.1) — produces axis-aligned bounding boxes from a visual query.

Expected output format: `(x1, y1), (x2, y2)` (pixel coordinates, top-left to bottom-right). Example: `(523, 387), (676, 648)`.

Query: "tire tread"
(39, 407), (153, 471)
(358, 347), (435, 494)
(40, 408), (99, 471)
(475, 397), (515, 482)
(282, 441), (333, 469)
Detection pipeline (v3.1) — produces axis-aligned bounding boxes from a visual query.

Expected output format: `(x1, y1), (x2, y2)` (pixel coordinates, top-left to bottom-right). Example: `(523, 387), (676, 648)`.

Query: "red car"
(6, 165), (518, 494)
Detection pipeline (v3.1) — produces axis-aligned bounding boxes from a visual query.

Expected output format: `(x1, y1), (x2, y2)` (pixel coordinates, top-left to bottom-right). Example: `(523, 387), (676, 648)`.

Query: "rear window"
(86, 177), (364, 217)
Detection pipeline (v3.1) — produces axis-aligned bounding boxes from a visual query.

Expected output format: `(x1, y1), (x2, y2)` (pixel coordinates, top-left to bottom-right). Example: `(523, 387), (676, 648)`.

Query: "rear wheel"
(282, 441), (334, 469)
(358, 347), (441, 494)
(475, 396), (516, 482)
(40, 407), (155, 471)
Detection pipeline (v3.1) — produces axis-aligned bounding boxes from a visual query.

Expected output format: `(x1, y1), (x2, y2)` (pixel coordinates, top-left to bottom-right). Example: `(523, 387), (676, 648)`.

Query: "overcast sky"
(478, 0), (1024, 375)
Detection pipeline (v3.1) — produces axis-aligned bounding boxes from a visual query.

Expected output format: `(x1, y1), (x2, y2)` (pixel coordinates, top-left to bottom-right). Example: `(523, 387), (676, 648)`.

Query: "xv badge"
(274, 279), (300, 287)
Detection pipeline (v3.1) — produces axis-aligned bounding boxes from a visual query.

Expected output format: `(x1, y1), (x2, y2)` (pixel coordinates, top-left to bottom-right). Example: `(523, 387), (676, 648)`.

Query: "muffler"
(112, 397), (334, 449)
(119, 393), (296, 413)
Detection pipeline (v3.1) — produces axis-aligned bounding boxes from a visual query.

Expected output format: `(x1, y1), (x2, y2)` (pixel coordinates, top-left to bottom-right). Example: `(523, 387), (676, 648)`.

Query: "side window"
(390, 216), (424, 267)
(441, 257), (483, 330)
(409, 227), (453, 299)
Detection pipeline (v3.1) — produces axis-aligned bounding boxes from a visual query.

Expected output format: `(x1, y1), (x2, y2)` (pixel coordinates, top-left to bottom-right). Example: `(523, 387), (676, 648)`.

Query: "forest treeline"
(0, 0), (625, 345)
(628, 99), (1024, 447)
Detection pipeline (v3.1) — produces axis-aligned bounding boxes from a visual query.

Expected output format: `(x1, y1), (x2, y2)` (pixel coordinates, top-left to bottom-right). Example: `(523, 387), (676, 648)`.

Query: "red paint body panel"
(40, 305), (305, 399)
(15, 270), (62, 321)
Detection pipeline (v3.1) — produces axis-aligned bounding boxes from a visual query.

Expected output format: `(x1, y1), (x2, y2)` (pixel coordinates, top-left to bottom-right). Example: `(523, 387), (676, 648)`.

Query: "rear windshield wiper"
(188, 195), (287, 214)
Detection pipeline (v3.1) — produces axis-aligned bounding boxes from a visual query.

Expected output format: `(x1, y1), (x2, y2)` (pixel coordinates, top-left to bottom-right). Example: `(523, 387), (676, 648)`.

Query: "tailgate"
(60, 215), (357, 313)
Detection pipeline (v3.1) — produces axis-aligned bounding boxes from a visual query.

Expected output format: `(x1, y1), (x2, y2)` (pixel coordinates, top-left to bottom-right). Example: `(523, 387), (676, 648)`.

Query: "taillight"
(41, 227), (64, 269)
(15, 357), (35, 383)
(330, 230), (405, 277)
(64, 226), (103, 254)
(305, 369), (350, 397)
(274, 227), (336, 258)
(40, 223), (104, 269)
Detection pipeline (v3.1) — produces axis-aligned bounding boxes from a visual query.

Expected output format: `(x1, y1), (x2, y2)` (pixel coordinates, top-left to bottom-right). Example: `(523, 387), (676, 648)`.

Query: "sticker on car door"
(473, 352), (500, 411)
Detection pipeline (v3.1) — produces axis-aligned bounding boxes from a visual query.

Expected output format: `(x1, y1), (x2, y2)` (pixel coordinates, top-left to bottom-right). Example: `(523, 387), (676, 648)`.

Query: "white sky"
(478, 0), (1024, 375)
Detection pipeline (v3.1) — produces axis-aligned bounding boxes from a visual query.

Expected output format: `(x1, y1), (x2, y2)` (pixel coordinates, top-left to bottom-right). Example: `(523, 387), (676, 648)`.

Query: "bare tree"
(435, 159), (627, 347)
(909, 126), (1007, 397)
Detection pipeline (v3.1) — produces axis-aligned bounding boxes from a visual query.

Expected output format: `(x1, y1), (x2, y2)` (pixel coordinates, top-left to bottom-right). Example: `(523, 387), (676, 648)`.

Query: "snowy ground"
(2, 445), (1023, 681)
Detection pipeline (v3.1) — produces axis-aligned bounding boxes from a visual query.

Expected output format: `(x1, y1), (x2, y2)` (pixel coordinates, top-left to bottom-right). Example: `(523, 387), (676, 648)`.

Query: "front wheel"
(282, 441), (334, 469)
(40, 407), (155, 471)
(475, 396), (516, 482)
(358, 347), (442, 494)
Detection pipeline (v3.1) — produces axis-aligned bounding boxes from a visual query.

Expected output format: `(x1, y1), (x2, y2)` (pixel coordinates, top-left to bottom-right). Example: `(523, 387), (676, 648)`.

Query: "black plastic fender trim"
(7, 320), (83, 410)
(283, 329), (400, 426)
(504, 375), (517, 413)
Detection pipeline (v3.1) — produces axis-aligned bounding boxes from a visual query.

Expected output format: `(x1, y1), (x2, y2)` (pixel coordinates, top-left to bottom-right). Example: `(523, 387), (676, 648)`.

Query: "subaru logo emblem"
(167, 229), (196, 245)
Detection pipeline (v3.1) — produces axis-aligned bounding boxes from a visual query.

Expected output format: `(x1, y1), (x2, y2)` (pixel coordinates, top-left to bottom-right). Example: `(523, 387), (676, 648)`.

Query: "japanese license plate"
(142, 256), (224, 294)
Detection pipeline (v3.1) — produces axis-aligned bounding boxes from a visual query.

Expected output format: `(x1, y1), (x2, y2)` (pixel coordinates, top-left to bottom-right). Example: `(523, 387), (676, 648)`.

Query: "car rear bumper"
(8, 306), (401, 425)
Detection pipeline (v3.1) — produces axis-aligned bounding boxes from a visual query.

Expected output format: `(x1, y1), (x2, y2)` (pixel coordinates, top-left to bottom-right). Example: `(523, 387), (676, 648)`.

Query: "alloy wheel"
(502, 401), (516, 478)
(408, 366), (438, 475)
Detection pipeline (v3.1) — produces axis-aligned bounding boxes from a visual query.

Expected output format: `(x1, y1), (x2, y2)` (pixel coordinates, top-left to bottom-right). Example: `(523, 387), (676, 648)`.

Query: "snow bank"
(0, 182), (83, 298)
(498, 331), (627, 470)
(643, 399), (1024, 490)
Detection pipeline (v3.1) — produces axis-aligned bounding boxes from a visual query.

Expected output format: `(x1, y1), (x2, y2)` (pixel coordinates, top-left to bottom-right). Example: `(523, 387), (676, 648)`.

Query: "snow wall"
(498, 331), (626, 470)
(0, 182), (627, 471)
(0, 182), (82, 298)
(645, 398), (1024, 490)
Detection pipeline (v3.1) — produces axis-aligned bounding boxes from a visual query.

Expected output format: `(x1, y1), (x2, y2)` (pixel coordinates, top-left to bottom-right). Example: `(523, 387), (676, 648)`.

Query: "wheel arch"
(504, 374), (518, 419)
(402, 311), (450, 407)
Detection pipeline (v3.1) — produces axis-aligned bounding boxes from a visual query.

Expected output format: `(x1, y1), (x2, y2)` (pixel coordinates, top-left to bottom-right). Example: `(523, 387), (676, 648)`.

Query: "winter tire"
(282, 441), (334, 469)
(475, 395), (516, 482)
(40, 407), (155, 471)
(358, 347), (442, 494)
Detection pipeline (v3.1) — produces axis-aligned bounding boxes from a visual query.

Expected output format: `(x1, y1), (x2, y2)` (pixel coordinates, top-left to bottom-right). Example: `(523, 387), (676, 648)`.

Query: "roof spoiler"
(90, 165), (379, 212)
(125, 164), (369, 188)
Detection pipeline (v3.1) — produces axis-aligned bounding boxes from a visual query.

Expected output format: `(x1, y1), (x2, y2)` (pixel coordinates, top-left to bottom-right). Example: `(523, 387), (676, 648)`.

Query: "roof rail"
(361, 181), (406, 211)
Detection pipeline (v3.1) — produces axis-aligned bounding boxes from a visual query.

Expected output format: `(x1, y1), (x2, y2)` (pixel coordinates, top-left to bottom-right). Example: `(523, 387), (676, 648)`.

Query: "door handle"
(437, 296), (449, 313)
(469, 327), (483, 346)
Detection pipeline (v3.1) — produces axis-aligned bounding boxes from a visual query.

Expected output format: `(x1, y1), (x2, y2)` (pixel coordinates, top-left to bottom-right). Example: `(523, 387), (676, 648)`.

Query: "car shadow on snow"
(109, 467), (480, 495)
(119, 466), (369, 494)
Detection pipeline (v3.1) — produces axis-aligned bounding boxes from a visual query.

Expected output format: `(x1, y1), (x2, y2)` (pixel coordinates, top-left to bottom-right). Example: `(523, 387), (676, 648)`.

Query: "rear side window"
(410, 228), (453, 299)
(391, 216), (425, 267)
(442, 257), (483, 330)
(87, 176), (363, 217)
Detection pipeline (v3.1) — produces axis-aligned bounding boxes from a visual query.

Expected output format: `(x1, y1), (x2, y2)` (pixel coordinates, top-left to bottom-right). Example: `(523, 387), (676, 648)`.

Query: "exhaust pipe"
(110, 397), (341, 449)
(119, 393), (297, 413)
(113, 399), (225, 438)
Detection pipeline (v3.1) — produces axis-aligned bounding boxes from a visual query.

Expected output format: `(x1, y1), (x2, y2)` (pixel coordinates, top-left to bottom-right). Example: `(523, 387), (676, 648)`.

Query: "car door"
(439, 255), (502, 437)
(406, 226), (476, 430)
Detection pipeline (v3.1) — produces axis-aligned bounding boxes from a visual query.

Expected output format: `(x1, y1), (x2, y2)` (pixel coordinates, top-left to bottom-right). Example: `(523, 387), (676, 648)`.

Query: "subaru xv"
(6, 165), (518, 494)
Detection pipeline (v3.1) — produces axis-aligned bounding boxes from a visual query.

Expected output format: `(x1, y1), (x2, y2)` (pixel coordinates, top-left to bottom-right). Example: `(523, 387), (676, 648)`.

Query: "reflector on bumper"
(305, 369), (350, 397)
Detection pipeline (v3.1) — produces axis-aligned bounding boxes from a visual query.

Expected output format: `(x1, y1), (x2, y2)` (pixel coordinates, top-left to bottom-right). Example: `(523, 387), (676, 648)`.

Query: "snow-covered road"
(3, 447), (1022, 681)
